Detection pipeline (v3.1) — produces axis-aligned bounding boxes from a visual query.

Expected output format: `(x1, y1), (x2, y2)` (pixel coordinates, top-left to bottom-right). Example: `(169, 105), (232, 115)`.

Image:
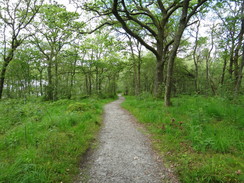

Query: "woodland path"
(76, 96), (178, 183)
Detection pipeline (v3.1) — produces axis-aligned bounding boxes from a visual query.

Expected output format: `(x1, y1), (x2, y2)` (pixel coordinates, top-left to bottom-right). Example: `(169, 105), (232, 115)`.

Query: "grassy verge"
(122, 95), (244, 183)
(0, 97), (113, 183)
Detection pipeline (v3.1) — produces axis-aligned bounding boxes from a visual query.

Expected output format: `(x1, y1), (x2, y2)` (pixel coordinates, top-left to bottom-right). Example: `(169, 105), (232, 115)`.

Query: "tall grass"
(122, 95), (244, 183)
(0, 98), (113, 183)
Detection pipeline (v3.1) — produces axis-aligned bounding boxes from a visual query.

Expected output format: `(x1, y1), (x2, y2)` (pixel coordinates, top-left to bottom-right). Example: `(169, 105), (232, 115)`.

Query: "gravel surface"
(76, 96), (178, 183)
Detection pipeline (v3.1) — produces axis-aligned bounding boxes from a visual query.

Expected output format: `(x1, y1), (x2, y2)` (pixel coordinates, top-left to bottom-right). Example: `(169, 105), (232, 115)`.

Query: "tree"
(162, 0), (208, 106)
(0, 0), (43, 99)
(190, 19), (204, 93)
(234, 0), (244, 95)
(126, 35), (143, 95)
(78, 32), (125, 97)
(60, 48), (80, 99)
(84, 0), (209, 106)
(204, 24), (216, 94)
(31, 3), (80, 100)
(214, 0), (243, 87)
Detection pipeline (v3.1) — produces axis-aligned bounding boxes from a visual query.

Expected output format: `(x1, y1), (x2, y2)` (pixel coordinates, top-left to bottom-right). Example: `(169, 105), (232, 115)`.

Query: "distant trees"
(122, 52), (156, 96)
(81, 33), (125, 97)
(2, 32), (125, 99)
(126, 36), (143, 96)
(234, 0), (244, 95)
(214, 0), (244, 94)
(190, 19), (201, 93)
(0, 0), (243, 102)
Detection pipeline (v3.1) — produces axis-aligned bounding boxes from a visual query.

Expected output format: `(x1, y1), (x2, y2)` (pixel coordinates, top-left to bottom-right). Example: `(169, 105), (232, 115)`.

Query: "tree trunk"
(0, 40), (20, 99)
(220, 55), (227, 85)
(128, 36), (139, 95)
(95, 66), (99, 94)
(88, 73), (92, 95)
(0, 61), (10, 99)
(220, 48), (228, 85)
(137, 45), (142, 95)
(154, 56), (164, 98)
(235, 45), (244, 94)
(46, 58), (53, 100)
(54, 57), (58, 101)
(69, 74), (74, 99)
(234, 2), (244, 94)
(205, 25), (214, 93)
(234, 57), (239, 85)
(69, 58), (77, 99)
(39, 69), (43, 96)
(206, 55), (210, 86)
(6, 81), (11, 98)
(193, 21), (200, 93)
(229, 42), (235, 78)
(165, 47), (178, 106)
(133, 60), (138, 95)
(85, 74), (89, 95)
(165, 0), (190, 106)
(194, 65), (199, 93)
(138, 57), (141, 95)
(99, 68), (103, 94)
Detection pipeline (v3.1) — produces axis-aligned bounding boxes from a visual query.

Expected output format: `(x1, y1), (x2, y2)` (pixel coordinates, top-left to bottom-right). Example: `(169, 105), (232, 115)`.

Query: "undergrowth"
(122, 95), (244, 183)
(0, 97), (113, 183)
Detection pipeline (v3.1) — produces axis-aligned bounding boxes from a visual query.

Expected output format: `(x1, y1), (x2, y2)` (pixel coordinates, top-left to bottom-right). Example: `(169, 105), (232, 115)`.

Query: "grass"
(0, 97), (114, 183)
(122, 95), (244, 183)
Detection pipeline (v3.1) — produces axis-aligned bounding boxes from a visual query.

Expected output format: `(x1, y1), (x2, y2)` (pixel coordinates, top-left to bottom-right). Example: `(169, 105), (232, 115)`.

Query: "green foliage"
(122, 95), (244, 183)
(67, 102), (95, 112)
(39, 4), (79, 30)
(136, 92), (154, 100)
(0, 98), (113, 183)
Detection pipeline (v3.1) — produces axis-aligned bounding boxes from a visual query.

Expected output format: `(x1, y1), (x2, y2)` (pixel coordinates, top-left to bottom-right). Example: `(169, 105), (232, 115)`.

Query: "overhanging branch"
(112, 0), (158, 57)
(79, 22), (115, 34)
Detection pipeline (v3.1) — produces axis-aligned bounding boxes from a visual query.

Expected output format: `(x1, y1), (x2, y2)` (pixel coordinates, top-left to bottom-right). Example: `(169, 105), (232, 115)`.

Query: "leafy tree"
(78, 32), (125, 97)
(31, 3), (81, 100)
(84, 0), (210, 106)
(0, 0), (43, 99)
(214, 0), (243, 92)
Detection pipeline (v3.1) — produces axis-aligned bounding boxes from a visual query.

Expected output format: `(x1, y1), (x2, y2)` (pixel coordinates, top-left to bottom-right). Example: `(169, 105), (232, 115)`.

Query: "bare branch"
(187, 20), (199, 27)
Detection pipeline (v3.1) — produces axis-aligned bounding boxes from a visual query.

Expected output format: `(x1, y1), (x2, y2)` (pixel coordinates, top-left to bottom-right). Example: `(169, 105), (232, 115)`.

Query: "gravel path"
(76, 96), (178, 183)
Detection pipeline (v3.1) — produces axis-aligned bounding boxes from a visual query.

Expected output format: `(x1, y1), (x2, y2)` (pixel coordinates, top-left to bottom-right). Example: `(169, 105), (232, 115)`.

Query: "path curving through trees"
(76, 96), (178, 183)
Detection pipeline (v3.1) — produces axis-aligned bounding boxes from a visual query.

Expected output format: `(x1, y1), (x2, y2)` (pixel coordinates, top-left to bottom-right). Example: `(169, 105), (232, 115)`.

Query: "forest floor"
(75, 96), (178, 183)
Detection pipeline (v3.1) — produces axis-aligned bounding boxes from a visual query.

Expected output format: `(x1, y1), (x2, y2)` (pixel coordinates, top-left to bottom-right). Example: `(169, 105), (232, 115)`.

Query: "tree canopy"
(0, 0), (243, 104)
